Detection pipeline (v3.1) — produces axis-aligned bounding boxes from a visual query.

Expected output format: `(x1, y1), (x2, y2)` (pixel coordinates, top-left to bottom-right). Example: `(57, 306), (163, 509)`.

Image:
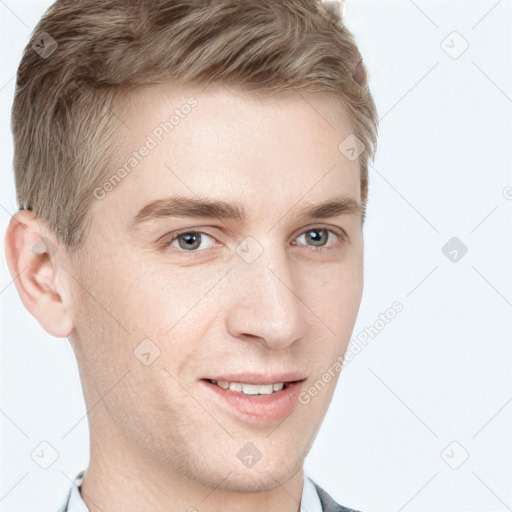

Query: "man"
(4, 1), (378, 511)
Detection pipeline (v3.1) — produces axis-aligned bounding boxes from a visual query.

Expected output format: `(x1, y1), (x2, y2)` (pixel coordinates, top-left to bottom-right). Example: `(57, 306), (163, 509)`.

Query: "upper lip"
(202, 373), (308, 385)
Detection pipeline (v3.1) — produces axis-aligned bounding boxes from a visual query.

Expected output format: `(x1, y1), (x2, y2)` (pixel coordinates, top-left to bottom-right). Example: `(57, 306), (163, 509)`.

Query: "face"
(65, 84), (364, 492)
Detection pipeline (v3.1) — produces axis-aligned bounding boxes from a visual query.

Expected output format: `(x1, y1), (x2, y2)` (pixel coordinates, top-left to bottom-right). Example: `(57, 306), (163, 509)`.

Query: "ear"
(4, 210), (74, 338)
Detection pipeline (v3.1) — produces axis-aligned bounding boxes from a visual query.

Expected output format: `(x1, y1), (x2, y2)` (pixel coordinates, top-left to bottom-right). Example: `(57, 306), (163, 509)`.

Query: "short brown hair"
(12, 0), (378, 253)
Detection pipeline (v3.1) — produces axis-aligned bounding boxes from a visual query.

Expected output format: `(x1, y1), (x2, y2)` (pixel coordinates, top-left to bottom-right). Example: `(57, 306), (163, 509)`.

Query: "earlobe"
(4, 210), (74, 338)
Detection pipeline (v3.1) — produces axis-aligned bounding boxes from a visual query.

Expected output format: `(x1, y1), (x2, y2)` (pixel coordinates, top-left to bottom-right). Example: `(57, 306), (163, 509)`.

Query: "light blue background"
(1, 1), (511, 511)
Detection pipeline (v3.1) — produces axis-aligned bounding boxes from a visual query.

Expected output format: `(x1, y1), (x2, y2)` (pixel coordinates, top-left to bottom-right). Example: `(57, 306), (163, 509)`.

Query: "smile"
(200, 376), (307, 423)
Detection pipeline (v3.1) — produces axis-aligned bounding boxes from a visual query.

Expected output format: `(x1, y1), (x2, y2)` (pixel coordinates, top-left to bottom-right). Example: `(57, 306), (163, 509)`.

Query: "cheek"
(79, 256), (171, 336)
(69, 266), (189, 415)
(68, 254), (147, 368)
(117, 261), (222, 340)
(299, 254), (363, 325)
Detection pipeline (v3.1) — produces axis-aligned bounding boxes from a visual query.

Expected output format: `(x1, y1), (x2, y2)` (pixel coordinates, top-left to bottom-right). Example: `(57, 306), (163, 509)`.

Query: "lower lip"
(200, 379), (304, 423)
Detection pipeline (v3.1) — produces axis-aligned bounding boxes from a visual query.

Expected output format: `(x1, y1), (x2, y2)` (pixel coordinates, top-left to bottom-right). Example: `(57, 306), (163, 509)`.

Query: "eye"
(161, 230), (218, 255)
(292, 227), (346, 253)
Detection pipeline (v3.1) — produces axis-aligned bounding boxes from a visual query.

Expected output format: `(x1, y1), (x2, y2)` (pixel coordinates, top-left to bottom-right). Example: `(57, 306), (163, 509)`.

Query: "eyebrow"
(129, 194), (362, 230)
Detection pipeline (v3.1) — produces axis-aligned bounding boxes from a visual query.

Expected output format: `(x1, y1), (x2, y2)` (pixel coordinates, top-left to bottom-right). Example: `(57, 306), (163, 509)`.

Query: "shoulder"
(312, 480), (365, 512)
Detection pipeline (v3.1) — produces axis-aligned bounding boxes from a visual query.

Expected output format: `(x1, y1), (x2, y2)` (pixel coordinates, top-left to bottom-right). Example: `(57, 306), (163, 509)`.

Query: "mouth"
(199, 375), (307, 423)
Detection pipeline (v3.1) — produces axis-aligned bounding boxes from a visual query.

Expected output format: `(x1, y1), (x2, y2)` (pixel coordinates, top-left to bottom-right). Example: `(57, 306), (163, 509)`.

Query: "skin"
(5, 84), (364, 512)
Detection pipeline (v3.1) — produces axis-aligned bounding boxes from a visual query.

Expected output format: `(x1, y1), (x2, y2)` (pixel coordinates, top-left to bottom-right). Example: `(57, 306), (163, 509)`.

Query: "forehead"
(123, 82), (356, 157)
(92, 84), (361, 223)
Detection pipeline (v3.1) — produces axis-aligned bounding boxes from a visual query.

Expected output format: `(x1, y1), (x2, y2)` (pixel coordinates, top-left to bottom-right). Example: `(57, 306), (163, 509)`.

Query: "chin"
(224, 443), (307, 492)
(214, 463), (301, 493)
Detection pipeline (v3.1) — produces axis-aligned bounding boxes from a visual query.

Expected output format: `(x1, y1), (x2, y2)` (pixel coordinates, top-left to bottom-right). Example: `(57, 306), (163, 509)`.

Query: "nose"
(224, 245), (310, 350)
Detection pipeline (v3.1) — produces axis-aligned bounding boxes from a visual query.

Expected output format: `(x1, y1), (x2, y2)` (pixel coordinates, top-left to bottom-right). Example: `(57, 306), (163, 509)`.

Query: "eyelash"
(160, 226), (347, 257)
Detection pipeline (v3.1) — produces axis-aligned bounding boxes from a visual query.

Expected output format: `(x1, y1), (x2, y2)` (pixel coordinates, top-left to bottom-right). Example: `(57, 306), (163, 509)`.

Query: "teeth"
(229, 382), (243, 393)
(239, 383), (274, 395)
(209, 380), (286, 395)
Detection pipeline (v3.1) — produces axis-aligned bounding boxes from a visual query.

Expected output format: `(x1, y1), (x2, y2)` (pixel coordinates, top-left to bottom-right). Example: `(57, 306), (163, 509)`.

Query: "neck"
(79, 427), (306, 512)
